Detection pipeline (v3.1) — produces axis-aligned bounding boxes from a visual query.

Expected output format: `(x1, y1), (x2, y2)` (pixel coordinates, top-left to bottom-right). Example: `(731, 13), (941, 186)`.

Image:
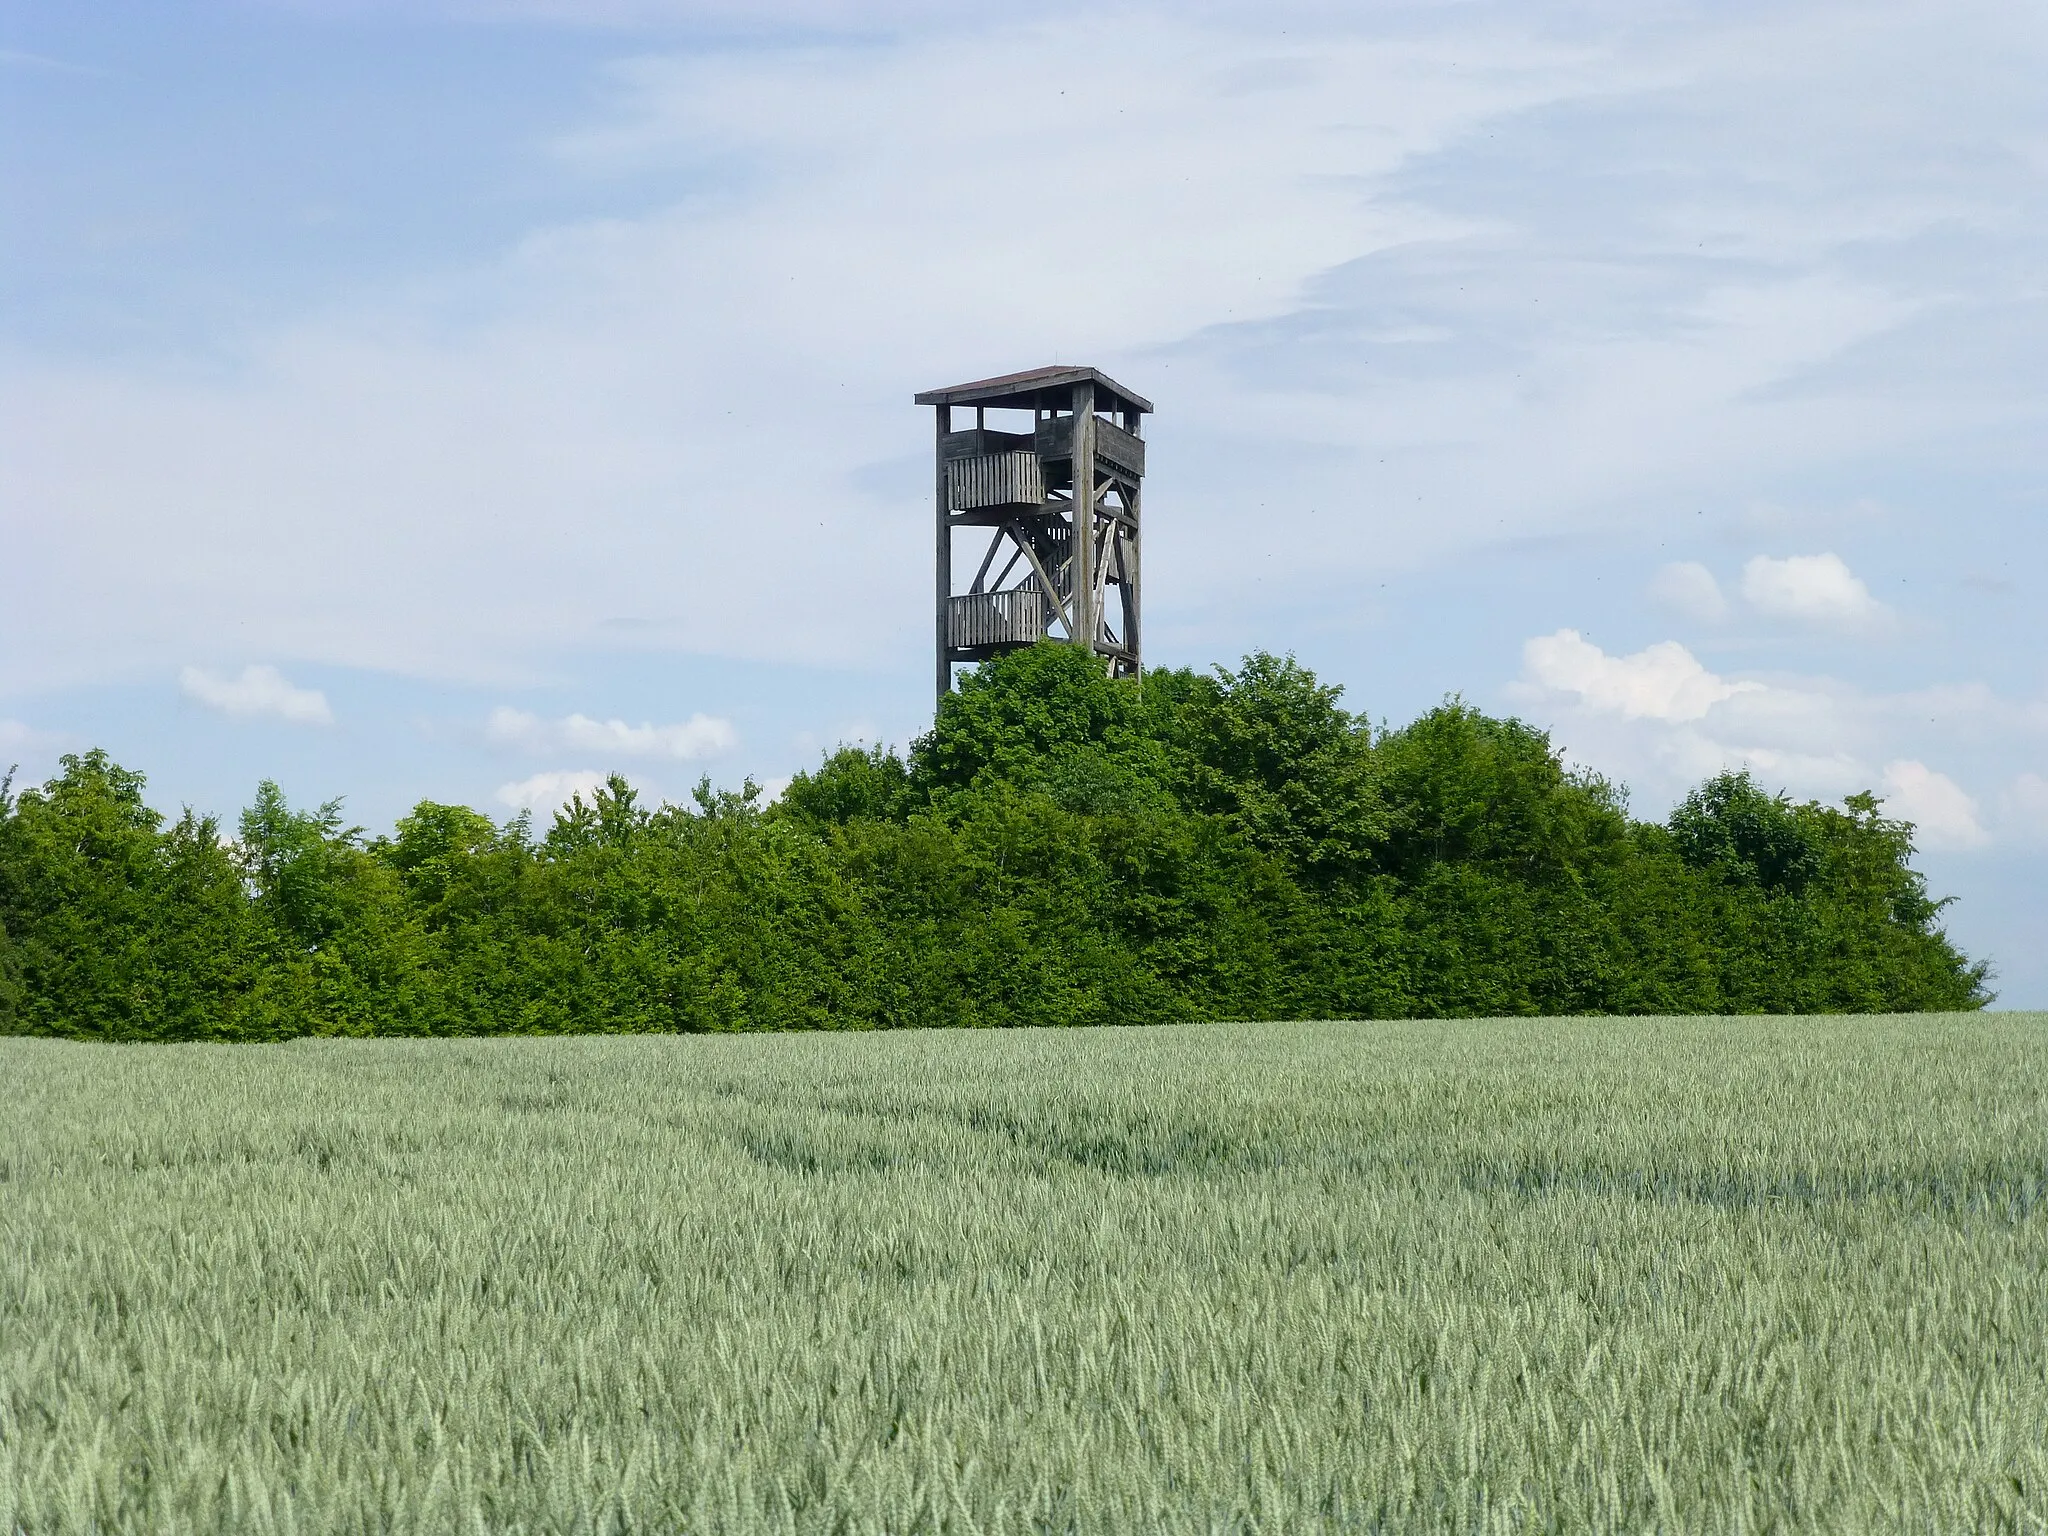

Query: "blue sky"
(3, 0), (2044, 1001)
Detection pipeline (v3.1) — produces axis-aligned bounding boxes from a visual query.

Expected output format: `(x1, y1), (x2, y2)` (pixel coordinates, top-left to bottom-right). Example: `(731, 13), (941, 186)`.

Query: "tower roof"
(915, 365), (1152, 415)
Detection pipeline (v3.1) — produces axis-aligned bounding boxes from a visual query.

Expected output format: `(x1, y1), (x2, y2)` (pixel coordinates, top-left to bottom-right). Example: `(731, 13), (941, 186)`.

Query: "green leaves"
(1375, 703), (1628, 885)
(238, 780), (367, 953)
(780, 746), (914, 826)
(0, 650), (1991, 1038)
(911, 642), (1162, 802)
(1148, 653), (1383, 889)
(0, 751), (263, 1038)
(1668, 771), (1824, 894)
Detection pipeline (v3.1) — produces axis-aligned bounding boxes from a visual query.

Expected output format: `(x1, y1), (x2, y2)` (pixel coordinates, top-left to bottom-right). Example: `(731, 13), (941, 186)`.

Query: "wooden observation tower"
(916, 365), (1151, 701)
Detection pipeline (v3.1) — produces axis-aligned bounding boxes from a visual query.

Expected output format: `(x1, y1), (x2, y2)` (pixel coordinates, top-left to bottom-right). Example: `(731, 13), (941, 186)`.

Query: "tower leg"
(1070, 382), (1097, 660)
(1125, 482), (1141, 677)
(935, 404), (952, 704)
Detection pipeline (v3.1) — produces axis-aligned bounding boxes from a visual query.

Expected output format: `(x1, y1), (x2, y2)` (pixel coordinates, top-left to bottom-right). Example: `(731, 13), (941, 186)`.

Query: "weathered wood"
(1071, 381), (1097, 655)
(935, 403), (952, 704)
(922, 365), (1146, 697)
(948, 583), (1047, 648)
(1006, 520), (1072, 635)
(1032, 414), (1145, 478)
(967, 528), (1005, 595)
(947, 506), (1042, 528)
(915, 365), (1153, 416)
(984, 545), (1024, 595)
(1121, 482), (1140, 672)
(940, 427), (1035, 460)
(1092, 416), (1146, 478)
(946, 452), (1045, 511)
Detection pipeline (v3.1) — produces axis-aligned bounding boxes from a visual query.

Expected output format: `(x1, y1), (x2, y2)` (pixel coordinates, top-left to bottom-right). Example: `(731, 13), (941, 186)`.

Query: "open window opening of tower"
(916, 366), (1150, 702)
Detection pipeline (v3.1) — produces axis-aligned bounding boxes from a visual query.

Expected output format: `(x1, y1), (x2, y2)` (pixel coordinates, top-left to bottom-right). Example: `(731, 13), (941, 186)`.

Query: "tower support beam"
(934, 403), (952, 702)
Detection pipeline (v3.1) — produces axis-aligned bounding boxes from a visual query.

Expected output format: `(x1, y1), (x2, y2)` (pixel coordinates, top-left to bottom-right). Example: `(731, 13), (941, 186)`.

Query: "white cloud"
(3, 5), (2040, 699)
(495, 769), (634, 819)
(178, 665), (334, 725)
(1880, 759), (1988, 850)
(1671, 737), (1868, 798)
(4, 12), (1514, 690)
(1648, 562), (1728, 622)
(1509, 629), (2047, 850)
(1521, 629), (1760, 722)
(485, 706), (736, 760)
(1740, 553), (1890, 629)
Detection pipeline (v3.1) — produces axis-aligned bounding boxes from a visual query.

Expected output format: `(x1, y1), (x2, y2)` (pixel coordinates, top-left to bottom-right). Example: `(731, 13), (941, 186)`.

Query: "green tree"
(910, 642), (1164, 805)
(0, 751), (260, 1038)
(0, 647), (1990, 1038)
(1668, 772), (1823, 894)
(238, 780), (429, 1035)
(780, 746), (915, 826)
(1145, 653), (1383, 890)
(1374, 703), (1629, 886)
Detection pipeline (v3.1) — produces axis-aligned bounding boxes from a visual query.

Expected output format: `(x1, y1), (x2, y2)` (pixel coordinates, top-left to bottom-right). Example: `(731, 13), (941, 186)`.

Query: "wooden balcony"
(946, 452), (1046, 512)
(1033, 414), (1146, 478)
(947, 585), (1048, 649)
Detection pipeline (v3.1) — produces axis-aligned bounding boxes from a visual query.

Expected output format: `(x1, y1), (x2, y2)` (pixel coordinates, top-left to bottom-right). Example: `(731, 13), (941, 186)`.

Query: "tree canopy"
(0, 645), (1989, 1039)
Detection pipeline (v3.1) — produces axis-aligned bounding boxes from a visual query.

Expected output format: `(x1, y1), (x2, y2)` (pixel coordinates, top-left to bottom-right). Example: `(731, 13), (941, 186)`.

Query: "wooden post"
(1124, 479), (1141, 676)
(935, 403), (952, 703)
(1070, 381), (1096, 655)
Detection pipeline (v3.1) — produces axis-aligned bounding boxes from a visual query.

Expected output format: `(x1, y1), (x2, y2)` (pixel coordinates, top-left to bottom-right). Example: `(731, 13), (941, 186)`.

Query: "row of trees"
(0, 645), (1988, 1039)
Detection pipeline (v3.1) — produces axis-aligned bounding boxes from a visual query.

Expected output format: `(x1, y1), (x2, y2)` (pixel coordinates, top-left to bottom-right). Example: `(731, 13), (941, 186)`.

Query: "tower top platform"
(915, 365), (1152, 417)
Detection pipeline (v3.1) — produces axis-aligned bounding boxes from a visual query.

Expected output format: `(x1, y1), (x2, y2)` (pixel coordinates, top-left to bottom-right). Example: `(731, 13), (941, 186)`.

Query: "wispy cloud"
(0, 718), (68, 789)
(2001, 773), (2048, 844)
(1880, 759), (1987, 850)
(1521, 630), (1759, 723)
(485, 706), (735, 760)
(1, 718), (53, 751)
(179, 665), (334, 725)
(1648, 562), (1729, 623)
(0, 8), (1595, 688)
(495, 768), (619, 819)
(0, 47), (109, 76)
(5, 4), (2041, 696)
(1510, 624), (2048, 850)
(1740, 553), (1890, 631)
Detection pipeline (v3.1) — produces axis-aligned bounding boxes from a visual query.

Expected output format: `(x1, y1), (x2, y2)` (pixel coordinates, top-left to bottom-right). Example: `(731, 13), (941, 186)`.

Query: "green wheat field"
(5, 1016), (2046, 1534)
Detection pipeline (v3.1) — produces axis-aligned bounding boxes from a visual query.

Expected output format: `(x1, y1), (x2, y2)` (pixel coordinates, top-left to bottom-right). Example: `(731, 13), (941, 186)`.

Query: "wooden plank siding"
(946, 452), (1046, 512)
(947, 584), (1048, 649)
(940, 427), (1036, 460)
(1032, 415), (1146, 478)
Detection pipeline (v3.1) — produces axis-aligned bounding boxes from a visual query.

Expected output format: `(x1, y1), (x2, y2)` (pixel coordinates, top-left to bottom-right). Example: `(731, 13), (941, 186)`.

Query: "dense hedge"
(0, 646), (1989, 1038)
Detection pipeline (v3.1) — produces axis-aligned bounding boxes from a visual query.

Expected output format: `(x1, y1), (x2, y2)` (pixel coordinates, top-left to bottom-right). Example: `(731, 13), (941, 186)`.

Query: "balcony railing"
(948, 584), (1048, 649)
(946, 452), (1045, 512)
